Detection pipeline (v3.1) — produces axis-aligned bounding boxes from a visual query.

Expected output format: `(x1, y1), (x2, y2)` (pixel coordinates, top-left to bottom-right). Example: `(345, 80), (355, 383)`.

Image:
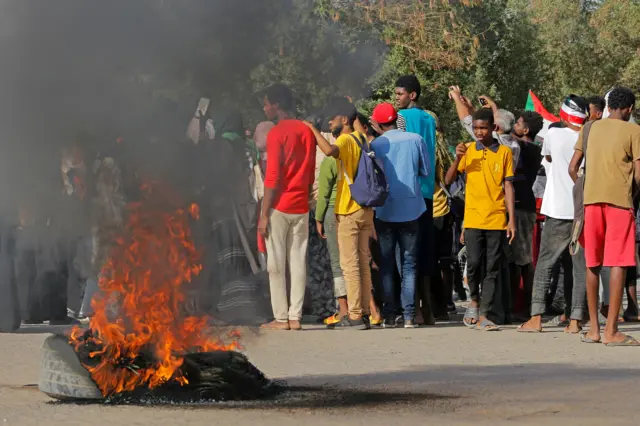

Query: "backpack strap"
(349, 133), (369, 152)
(340, 133), (367, 185)
(439, 182), (453, 199)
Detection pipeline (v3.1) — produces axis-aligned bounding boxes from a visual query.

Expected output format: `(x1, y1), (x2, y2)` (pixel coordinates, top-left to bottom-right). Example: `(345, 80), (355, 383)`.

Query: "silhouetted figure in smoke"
(186, 108), (269, 324)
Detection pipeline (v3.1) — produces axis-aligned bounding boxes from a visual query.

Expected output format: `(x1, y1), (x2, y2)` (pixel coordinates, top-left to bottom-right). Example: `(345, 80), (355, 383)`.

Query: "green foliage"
(39, 0), (638, 141)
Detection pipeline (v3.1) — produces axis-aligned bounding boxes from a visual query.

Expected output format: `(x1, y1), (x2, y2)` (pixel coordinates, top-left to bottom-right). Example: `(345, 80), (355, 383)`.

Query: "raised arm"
(449, 85), (475, 121)
(305, 122), (340, 158)
(445, 143), (467, 185)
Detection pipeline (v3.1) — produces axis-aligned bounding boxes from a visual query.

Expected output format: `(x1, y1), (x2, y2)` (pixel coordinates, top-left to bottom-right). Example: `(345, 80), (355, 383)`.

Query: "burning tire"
(39, 334), (104, 400)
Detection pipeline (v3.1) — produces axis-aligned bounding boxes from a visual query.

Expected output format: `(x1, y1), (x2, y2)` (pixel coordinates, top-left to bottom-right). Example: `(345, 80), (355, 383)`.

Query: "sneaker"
(447, 302), (457, 314)
(394, 315), (404, 325)
(404, 319), (419, 328)
(354, 316), (371, 330)
(383, 317), (396, 328)
(327, 316), (352, 329)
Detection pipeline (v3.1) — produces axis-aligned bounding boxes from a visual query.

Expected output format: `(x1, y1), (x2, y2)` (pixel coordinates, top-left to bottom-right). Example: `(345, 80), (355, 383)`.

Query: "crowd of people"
(1, 74), (639, 348)
(255, 78), (640, 346)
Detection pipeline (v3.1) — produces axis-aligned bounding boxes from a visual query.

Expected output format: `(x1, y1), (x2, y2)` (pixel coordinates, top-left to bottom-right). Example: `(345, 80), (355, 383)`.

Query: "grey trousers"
(531, 218), (586, 320)
(325, 206), (346, 299)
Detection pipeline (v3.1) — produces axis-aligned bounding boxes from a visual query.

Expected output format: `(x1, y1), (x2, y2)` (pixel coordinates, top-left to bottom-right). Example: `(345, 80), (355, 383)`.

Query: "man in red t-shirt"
(258, 84), (316, 331)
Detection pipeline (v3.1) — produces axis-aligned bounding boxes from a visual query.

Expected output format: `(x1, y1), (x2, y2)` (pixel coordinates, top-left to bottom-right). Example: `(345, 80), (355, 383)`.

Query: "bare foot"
(602, 331), (632, 345)
(564, 320), (582, 334)
(518, 316), (542, 332)
(260, 320), (290, 330)
(289, 320), (302, 330)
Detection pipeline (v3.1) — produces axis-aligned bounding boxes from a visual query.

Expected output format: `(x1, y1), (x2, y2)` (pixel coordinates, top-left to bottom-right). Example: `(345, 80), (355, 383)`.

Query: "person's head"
(305, 113), (324, 132)
(263, 84), (295, 120)
(371, 102), (398, 133)
(559, 95), (589, 128)
(472, 108), (495, 144)
(394, 75), (421, 110)
(587, 96), (606, 121)
(494, 109), (515, 135)
(356, 112), (378, 141)
(607, 87), (636, 121)
(513, 111), (544, 141)
(212, 109), (243, 136)
(325, 98), (358, 136)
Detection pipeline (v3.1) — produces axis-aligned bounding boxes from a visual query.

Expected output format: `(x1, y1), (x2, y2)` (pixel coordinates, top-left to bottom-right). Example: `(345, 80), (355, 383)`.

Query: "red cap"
(371, 102), (398, 125)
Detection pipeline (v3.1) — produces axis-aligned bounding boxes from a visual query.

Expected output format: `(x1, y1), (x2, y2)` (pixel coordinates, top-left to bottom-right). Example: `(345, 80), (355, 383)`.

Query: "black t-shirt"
(513, 139), (542, 212)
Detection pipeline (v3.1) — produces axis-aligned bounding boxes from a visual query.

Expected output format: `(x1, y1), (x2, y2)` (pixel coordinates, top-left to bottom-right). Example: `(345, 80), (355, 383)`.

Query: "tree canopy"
(4, 0), (639, 146)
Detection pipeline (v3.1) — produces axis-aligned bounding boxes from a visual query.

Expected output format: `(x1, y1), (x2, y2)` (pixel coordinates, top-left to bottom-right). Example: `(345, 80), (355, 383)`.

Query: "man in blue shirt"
(370, 102), (431, 328)
(395, 75), (437, 324)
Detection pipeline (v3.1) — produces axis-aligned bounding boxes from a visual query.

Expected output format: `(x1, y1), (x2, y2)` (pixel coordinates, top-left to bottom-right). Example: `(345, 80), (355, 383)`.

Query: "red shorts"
(582, 203), (636, 268)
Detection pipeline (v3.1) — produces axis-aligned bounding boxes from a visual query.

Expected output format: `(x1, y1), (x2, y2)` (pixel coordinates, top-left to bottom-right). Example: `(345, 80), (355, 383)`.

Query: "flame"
(69, 186), (240, 397)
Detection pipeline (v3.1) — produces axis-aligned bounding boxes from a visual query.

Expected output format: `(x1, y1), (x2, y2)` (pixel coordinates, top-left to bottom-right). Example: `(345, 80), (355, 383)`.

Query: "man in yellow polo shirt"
(445, 109), (516, 331)
(305, 99), (374, 330)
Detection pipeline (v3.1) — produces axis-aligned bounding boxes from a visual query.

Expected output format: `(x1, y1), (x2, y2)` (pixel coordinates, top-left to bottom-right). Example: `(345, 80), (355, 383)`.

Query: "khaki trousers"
(336, 207), (374, 319)
(266, 209), (309, 322)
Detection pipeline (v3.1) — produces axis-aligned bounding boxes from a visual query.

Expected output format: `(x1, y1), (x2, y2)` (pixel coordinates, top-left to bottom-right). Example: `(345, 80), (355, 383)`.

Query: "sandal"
(475, 318), (499, 331)
(463, 306), (479, 328)
(580, 334), (601, 344)
(604, 334), (640, 347)
(324, 313), (344, 326)
(517, 323), (542, 333)
(369, 316), (383, 327)
(545, 315), (568, 327)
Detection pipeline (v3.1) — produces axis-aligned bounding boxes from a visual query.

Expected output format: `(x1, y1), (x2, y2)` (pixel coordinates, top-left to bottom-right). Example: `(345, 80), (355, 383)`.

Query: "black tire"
(38, 334), (104, 400)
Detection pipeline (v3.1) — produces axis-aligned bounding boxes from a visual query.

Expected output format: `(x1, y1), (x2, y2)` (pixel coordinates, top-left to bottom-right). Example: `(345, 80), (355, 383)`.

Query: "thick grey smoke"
(0, 0), (382, 329)
(0, 0), (381, 218)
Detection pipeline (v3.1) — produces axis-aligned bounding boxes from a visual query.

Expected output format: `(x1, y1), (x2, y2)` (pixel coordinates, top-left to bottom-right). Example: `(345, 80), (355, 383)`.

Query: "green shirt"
(315, 156), (338, 222)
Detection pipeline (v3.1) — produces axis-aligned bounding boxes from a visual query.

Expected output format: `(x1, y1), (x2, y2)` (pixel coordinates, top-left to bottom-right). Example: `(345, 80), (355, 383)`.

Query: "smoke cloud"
(0, 0), (381, 219)
(0, 0), (382, 328)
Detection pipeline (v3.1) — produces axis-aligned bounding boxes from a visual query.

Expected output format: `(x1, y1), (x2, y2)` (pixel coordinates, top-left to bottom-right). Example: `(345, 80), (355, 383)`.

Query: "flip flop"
(463, 306), (479, 328)
(475, 318), (499, 331)
(604, 334), (640, 347)
(545, 315), (569, 327)
(580, 334), (601, 344)
(517, 323), (542, 333)
(369, 316), (383, 327)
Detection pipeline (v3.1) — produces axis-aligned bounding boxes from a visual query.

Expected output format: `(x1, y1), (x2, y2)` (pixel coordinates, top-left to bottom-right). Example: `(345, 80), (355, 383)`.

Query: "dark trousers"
(0, 225), (20, 332)
(465, 228), (506, 317)
(418, 199), (434, 277)
(375, 218), (420, 320)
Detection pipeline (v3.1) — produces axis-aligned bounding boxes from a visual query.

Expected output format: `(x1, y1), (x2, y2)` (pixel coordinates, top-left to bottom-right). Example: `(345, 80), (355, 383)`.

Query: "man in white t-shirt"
(518, 95), (589, 334)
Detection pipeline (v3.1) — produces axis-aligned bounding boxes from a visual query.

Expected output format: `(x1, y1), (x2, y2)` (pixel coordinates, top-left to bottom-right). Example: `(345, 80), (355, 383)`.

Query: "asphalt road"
(1, 321), (639, 426)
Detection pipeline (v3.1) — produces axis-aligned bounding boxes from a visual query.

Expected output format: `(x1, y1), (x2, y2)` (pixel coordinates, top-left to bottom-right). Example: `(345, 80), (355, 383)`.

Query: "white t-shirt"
(540, 127), (579, 220)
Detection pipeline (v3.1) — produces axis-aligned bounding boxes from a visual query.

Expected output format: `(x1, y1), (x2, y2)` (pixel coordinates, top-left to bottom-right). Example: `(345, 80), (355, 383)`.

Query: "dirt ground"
(1, 321), (639, 426)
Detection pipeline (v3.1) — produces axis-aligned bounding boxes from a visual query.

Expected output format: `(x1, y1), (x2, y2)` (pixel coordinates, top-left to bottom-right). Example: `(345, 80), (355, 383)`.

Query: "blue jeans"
(375, 218), (420, 320)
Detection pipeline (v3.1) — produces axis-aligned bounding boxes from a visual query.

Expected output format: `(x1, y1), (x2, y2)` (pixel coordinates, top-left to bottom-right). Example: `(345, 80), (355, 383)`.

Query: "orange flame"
(69, 187), (239, 396)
